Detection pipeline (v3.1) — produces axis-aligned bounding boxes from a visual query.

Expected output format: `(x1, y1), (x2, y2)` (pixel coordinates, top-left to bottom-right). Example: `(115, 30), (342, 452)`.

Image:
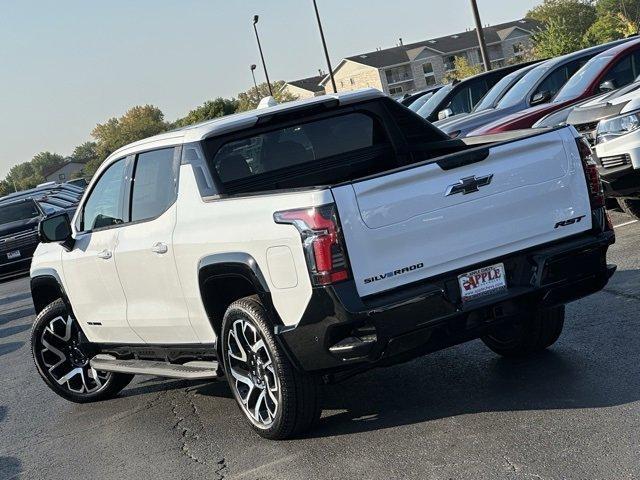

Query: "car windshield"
(0, 200), (40, 226)
(497, 63), (553, 109)
(415, 84), (454, 118)
(553, 56), (614, 102)
(408, 92), (435, 112)
(473, 70), (523, 112)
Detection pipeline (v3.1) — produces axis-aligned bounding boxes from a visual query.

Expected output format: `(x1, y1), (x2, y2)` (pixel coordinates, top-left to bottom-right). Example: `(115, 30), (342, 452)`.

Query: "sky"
(0, 0), (541, 177)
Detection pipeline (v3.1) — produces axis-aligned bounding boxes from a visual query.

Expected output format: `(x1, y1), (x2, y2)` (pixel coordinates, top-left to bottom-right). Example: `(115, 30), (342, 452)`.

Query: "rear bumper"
(276, 228), (615, 373)
(599, 164), (640, 198)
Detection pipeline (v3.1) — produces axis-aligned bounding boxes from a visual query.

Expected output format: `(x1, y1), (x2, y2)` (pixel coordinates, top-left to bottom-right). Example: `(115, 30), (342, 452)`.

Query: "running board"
(90, 355), (221, 380)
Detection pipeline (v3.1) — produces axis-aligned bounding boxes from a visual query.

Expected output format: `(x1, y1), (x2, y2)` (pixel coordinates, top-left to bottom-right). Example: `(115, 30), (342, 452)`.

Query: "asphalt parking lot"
(1, 211), (639, 480)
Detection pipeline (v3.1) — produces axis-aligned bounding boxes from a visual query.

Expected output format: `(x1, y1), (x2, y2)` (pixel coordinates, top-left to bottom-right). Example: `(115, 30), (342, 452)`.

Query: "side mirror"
(438, 108), (454, 120)
(599, 80), (616, 92)
(38, 213), (74, 250)
(531, 90), (552, 105)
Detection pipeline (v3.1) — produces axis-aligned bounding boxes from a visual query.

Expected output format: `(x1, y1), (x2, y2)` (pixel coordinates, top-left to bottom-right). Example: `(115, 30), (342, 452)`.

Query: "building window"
(444, 55), (457, 71)
(389, 86), (403, 95)
(422, 63), (436, 86)
(58, 173), (66, 181)
(385, 65), (413, 85)
(513, 43), (525, 56)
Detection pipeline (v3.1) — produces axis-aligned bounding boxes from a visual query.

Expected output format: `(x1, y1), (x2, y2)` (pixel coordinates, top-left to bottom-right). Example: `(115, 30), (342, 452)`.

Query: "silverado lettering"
(364, 262), (424, 284)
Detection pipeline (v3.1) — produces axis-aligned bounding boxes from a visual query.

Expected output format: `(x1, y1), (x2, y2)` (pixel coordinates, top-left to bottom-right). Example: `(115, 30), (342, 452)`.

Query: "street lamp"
(470, 0), (491, 71)
(250, 64), (258, 93)
(312, 0), (337, 93)
(252, 15), (274, 97)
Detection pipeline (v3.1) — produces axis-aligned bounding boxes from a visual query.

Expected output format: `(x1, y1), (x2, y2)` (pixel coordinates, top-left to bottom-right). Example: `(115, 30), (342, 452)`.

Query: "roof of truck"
(108, 89), (385, 161)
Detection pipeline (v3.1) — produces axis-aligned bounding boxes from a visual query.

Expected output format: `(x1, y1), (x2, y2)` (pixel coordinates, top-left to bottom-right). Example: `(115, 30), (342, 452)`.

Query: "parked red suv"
(469, 38), (640, 136)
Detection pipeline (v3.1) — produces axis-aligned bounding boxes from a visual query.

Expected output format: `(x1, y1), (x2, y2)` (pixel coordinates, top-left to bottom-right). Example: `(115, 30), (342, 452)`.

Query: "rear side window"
(130, 148), (177, 222)
(208, 113), (393, 193)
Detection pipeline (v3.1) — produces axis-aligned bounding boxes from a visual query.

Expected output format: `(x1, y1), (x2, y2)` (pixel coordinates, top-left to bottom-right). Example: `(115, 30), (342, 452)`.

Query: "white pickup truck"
(30, 89), (615, 439)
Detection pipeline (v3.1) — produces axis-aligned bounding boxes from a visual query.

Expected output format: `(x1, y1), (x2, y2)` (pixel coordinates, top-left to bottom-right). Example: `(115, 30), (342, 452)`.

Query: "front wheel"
(221, 296), (321, 440)
(31, 299), (133, 403)
(481, 305), (565, 357)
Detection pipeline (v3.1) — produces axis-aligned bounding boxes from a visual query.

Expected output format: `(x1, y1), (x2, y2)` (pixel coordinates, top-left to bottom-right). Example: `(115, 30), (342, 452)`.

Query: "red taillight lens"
(576, 137), (605, 209)
(274, 204), (350, 286)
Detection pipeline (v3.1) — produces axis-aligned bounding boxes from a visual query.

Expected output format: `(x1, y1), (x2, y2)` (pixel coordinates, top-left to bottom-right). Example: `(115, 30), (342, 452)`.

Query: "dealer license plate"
(458, 263), (507, 302)
(6, 250), (21, 260)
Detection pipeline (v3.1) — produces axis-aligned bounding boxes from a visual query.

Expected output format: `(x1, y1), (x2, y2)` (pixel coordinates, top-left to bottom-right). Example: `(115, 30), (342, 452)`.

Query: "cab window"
(130, 147), (177, 222)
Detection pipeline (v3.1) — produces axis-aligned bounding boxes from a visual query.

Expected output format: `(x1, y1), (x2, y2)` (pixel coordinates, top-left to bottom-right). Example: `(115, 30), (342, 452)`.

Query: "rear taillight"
(576, 137), (605, 209)
(274, 204), (350, 286)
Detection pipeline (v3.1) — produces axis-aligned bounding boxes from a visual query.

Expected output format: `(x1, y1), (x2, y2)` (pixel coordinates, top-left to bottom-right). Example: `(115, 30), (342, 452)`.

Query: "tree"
(0, 151), (66, 194)
(236, 81), (298, 112)
(442, 56), (483, 83)
(531, 18), (584, 58)
(173, 98), (239, 128)
(528, 0), (597, 41)
(86, 105), (168, 177)
(596, 0), (640, 30)
(583, 12), (636, 45)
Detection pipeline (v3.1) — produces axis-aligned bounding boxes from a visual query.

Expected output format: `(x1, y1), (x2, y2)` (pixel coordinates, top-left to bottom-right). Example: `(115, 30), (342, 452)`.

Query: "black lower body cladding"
(275, 229), (615, 373)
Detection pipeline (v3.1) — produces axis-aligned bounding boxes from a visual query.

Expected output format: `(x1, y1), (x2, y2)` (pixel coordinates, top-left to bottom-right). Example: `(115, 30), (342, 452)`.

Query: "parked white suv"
(30, 90), (616, 439)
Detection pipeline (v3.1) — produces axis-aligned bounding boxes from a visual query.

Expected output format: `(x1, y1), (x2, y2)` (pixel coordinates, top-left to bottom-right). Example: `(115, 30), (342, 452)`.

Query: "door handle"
(151, 242), (168, 255)
(97, 249), (112, 260)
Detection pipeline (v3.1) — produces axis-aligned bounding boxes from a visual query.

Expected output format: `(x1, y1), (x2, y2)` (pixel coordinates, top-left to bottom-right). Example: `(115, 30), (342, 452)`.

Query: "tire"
(481, 305), (565, 357)
(221, 296), (321, 440)
(31, 299), (134, 403)
(618, 198), (640, 220)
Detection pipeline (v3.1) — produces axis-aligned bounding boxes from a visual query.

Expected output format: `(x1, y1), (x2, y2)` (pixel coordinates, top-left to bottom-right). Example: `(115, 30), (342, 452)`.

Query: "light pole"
(312, 0), (337, 93)
(470, 0), (491, 71)
(250, 64), (258, 93)
(252, 15), (273, 97)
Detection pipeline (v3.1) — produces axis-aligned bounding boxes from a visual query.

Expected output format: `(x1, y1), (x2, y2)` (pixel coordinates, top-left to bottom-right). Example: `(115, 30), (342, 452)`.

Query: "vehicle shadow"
(0, 308), (34, 327)
(0, 406), (23, 479)
(0, 324), (31, 340)
(0, 292), (32, 308)
(305, 268), (640, 438)
(0, 342), (24, 357)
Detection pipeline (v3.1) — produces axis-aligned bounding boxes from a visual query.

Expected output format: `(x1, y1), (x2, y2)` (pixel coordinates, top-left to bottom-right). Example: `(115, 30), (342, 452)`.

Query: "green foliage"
(531, 18), (585, 57)
(583, 12), (636, 45)
(442, 56), (484, 83)
(237, 81), (298, 112)
(0, 151), (66, 197)
(84, 105), (169, 177)
(596, 0), (640, 29)
(528, 0), (597, 40)
(173, 98), (239, 128)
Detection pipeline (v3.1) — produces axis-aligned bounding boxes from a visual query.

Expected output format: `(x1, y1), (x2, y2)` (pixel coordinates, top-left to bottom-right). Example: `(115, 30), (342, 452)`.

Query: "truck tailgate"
(332, 127), (593, 297)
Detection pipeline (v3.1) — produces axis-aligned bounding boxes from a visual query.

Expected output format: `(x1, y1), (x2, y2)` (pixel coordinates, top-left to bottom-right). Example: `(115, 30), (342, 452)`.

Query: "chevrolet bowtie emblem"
(445, 174), (493, 196)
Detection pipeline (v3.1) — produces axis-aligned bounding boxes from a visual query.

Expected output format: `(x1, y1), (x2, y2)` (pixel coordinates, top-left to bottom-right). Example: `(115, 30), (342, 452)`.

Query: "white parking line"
(614, 220), (639, 229)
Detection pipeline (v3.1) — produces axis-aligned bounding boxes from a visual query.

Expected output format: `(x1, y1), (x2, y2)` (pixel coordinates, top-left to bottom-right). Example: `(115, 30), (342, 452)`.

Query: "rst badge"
(554, 215), (586, 228)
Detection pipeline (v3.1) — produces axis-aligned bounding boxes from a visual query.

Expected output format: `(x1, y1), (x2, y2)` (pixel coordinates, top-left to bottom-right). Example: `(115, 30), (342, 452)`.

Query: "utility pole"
(312, 0), (337, 93)
(470, 0), (491, 71)
(252, 15), (274, 97)
(250, 64), (259, 93)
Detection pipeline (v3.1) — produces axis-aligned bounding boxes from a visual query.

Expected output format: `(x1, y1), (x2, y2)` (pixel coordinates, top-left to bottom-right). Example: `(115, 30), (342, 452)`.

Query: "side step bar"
(90, 355), (221, 380)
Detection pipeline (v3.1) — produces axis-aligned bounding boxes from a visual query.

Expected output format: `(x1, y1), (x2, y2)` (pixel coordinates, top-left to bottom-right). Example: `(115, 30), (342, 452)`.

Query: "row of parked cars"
(0, 180), (86, 278)
(402, 36), (640, 217)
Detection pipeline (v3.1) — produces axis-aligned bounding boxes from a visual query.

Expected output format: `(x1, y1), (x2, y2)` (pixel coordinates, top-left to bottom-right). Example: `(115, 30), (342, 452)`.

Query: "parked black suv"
(0, 198), (44, 277)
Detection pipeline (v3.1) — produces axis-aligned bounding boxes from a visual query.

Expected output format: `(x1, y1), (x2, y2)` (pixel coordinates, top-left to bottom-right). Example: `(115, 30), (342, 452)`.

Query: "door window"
(130, 148), (177, 222)
(81, 159), (126, 231)
(446, 87), (472, 115)
(601, 54), (634, 89)
(533, 66), (569, 99)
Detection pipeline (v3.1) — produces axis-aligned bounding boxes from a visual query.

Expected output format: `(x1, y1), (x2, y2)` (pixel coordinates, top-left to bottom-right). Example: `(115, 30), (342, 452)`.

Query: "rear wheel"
(618, 198), (640, 220)
(31, 299), (133, 403)
(221, 296), (321, 440)
(481, 305), (565, 357)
